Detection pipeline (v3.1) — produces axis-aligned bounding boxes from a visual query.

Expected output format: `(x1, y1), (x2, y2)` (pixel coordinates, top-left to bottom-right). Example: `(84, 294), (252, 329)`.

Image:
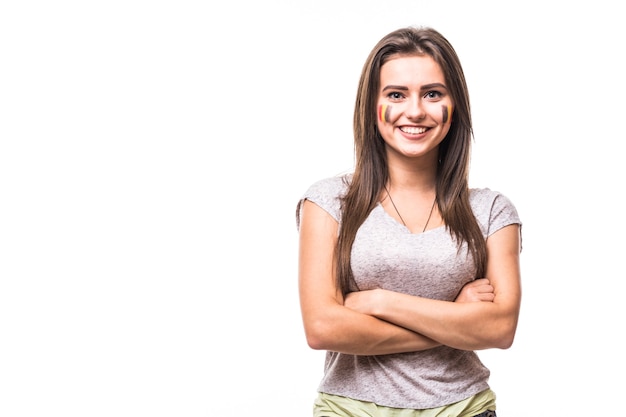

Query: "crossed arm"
(297, 199), (522, 355)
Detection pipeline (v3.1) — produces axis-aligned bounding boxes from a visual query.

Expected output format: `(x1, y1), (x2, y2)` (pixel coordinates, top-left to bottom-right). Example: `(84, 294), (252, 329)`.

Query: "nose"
(404, 96), (426, 121)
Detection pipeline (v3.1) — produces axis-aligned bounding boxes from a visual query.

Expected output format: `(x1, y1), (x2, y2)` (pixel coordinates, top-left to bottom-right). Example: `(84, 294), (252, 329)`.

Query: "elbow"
(494, 333), (515, 350)
(305, 332), (326, 351)
(492, 319), (518, 350)
(472, 329), (516, 351)
(303, 318), (334, 351)
(468, 314), (518, 350)
(306, 337), (326, 351)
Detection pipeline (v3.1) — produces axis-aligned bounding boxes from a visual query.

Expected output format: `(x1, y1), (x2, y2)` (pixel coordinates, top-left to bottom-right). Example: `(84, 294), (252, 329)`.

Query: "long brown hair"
(336, 26), (487, 298)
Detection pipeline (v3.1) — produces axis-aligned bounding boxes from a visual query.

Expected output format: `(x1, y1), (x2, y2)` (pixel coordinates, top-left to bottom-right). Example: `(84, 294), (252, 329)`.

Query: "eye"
(386, 91), (405, 101)
(424, 91), (443, 100)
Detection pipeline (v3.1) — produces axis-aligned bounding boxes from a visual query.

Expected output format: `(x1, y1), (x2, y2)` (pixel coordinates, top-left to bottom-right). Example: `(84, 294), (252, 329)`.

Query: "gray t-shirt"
(297, 174), (522, 409)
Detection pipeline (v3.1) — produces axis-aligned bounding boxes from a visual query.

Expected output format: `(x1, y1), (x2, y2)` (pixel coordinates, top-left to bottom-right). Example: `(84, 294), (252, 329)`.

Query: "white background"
(1, 1), (624, 416)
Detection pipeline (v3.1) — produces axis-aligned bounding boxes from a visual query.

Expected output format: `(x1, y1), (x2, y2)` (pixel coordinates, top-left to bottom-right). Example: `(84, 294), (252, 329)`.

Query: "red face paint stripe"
(379, 104), (391, 123)
(378, 104), (387, 122)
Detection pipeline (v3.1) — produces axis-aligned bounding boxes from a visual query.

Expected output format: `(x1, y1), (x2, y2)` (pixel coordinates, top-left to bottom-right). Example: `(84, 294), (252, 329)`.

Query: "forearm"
(354, 225), (522, 350)
(303, 303), (440, 355)
(369, 290), (519, 350)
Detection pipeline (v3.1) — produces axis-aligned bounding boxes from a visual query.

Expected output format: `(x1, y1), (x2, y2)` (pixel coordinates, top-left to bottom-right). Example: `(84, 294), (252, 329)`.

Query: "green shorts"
(312, 388), (496, 417)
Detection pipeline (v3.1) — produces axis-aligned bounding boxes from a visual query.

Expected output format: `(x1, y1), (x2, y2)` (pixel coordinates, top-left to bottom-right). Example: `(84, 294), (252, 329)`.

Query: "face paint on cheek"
(378, 104), (392, 123)
(442, 104), (453, 124)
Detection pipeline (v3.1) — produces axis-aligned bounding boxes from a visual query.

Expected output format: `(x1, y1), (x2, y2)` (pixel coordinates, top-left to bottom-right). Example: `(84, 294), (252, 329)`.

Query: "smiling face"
(377, 54), (453, 163)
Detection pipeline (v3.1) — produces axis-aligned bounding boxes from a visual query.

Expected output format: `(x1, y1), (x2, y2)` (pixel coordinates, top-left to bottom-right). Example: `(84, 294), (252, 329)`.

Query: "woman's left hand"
(344, 289), (382, 315)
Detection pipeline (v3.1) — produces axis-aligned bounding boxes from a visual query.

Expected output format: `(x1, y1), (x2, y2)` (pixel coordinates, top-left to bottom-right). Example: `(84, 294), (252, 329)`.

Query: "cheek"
(378, 104), (392, 123)
(442, 104), (453, 124)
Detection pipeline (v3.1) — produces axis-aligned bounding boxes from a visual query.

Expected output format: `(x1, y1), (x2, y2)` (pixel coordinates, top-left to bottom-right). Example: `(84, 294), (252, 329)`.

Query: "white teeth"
(400, 126), (427, 134)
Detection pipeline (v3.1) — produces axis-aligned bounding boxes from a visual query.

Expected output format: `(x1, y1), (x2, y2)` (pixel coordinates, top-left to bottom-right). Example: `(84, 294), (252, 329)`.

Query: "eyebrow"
(382, 85), (409, 92)
(382, 83), (448, 92)
(421, 83), (448, 91)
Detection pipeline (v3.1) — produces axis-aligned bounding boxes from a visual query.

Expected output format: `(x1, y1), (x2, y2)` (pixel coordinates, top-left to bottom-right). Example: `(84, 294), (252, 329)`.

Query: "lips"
(399, 126), (428, 134)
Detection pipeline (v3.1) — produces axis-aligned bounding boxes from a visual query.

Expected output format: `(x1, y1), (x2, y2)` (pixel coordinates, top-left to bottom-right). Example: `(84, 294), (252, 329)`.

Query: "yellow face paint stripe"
(378, 104), (391, 123)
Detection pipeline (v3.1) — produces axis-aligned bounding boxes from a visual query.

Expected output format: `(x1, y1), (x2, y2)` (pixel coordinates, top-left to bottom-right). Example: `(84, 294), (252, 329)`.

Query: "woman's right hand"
(455, 278), (495, 303)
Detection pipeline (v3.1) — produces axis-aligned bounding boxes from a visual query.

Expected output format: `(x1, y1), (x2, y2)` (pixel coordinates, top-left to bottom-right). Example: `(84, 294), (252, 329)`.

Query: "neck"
(387, 169), (437, 194)
(386, 154), (438, 192)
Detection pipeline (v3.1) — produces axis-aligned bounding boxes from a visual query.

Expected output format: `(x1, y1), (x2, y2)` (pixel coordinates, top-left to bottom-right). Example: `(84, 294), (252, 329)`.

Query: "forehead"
(380, 54), (445, 85)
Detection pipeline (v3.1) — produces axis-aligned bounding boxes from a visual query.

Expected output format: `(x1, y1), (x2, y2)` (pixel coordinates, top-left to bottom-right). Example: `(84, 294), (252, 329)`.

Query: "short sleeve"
(488, 193), (521, 236)
(295, 175), (349, 230)
(470, 188), (522, 238)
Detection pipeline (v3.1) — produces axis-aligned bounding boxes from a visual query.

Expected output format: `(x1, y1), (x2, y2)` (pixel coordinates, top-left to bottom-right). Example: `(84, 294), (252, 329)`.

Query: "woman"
(296, 27), (522, 417)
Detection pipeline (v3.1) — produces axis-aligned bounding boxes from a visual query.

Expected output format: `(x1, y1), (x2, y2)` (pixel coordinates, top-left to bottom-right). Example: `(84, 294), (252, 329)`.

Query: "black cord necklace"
(384, 184), (436, 233)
